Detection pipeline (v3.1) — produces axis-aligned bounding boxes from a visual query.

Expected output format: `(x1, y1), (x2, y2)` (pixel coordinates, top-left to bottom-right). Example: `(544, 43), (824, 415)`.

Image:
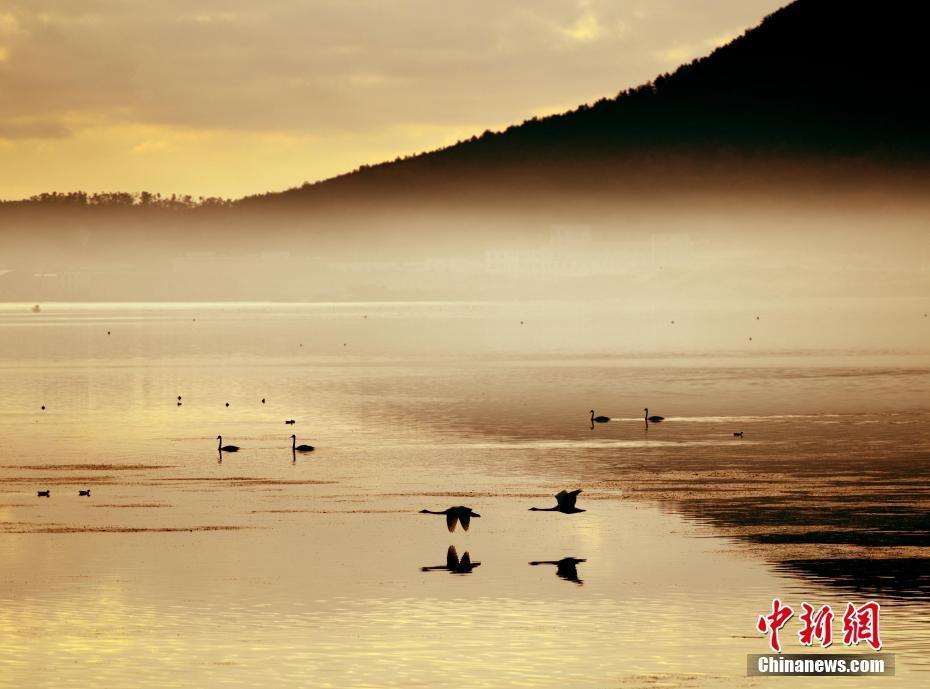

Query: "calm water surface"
(1, 302), (929, 688)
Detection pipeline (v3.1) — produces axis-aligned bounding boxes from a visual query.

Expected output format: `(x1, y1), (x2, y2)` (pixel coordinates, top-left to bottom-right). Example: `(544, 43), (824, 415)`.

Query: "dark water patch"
(749, 530), (930, 547)
(775, 558), (930, 600)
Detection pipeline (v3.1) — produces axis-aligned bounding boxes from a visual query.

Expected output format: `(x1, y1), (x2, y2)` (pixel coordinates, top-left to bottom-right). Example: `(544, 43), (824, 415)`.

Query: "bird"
(216, 436), (239, 452)
(225, 402), (229, 407)
(529, 489), (585, 514)
(40, 405), (45, 411)
(733, 432), (744, 438)
(79, 489), (91, 497)
(290, 435), (314, 452)
(644, 408), (665, 423)
(261, 398), (266, 404)
(529, 557), (587, 585)
(285, 419), (296, 425)
(177, 396), (182, 401)
(419, 506), (481, 532)
(421, 545), (481, 574)
(590, 410), (610, 424)
(37, 490), (50, 497)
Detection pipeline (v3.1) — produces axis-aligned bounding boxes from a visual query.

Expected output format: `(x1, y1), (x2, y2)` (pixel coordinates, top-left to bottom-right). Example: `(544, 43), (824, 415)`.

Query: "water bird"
(37, 490), (50, 497)
(79, 489), (91, 497)
(216, 436), (239, 452)
(644, 408), (665, 423)
(41, 405), (45, 411)
(419, 506), (481, 532)
(421, 545), (481, 574)
(225, 402), (229, 407)
(107, 330), (111, 335)
(733, 432), (744, 438)
(529, 489), (585, 514)
(529, 557), (586, 585)
(590, 410), (610, 423)
(178, 396), (182, 401)
(290, 435), (314, 452)
(261, 398), (266, 404)
(285, 419), (296, 425)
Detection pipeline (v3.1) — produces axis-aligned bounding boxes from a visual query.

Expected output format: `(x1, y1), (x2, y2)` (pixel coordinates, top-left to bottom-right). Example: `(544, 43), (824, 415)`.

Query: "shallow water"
(1, 302), (929, 688)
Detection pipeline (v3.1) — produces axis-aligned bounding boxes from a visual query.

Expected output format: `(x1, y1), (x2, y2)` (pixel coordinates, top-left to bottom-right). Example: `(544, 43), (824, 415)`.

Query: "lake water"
(1, 302), (929, 688)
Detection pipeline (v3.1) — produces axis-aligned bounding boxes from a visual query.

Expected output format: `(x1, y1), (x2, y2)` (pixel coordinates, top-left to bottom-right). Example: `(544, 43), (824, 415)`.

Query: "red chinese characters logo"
(843, 601), (882, 650)
(757, 600), (881, 652)
(757, 598), (794, 652)
(798, 603), (834, 648)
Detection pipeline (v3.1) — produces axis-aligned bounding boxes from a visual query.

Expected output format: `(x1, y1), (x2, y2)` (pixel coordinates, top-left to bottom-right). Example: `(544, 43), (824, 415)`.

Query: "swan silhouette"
(590, 410), (610, 423)
(529, 557), (587, 585)
(644, 408), (665, 423)
(216, 436), (239, 452)
(421, 545), (481, 574)
(37, 490), (50, 497)
(419, 506), (481, 532)
(78, 489), (91, 497)
(290, 435), (314, 452)
(529, 489), (585, 514)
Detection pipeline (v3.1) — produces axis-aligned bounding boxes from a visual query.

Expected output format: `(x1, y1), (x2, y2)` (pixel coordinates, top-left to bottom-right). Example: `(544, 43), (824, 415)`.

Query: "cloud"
(0, 1), (785, 134)
(0, 1), (787, 195)
(0, 118), (71, 140)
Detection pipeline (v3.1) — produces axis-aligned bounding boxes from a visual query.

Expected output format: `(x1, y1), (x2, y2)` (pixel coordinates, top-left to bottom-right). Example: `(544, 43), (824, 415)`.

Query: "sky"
(0, 1), (787, 200)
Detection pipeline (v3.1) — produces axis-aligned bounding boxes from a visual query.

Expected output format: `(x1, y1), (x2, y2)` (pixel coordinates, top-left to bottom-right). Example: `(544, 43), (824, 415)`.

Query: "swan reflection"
(421, 545), (481, 575)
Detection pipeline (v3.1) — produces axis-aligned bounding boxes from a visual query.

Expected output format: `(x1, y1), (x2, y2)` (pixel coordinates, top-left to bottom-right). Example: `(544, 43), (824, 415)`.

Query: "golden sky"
(0, 1), (786, 200)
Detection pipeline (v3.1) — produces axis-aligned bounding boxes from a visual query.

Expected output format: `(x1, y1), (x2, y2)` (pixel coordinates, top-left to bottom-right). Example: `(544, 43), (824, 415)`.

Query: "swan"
(37, 490), (50, 497)
(419, 506), (481, 532)
(733, 431), (744, 438)
(644, 408), (665, 423)
(529, 489), (585, 514)
(590, 410), (610, 423)
(216, 436), (239, 452)
(79, 489), (91, 497)
(290, 435), (314, 452)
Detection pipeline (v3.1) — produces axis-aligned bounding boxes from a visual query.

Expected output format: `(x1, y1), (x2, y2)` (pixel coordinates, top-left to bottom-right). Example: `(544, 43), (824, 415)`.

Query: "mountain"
(246, 0), (930, 207)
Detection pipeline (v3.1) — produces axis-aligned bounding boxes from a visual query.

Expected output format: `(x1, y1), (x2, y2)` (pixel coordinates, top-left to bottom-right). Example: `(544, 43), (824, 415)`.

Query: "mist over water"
(1, 302), (929, 688)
